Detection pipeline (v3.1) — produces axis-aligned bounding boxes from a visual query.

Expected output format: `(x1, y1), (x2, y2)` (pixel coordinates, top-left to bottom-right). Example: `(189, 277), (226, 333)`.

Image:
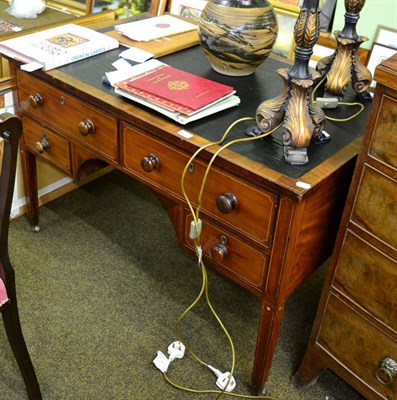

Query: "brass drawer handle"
(209, 236), (228, 263)
(78, 119), (95, 136)
(376, 357), (397, 385)
(141, 153), (160, 172)
(216, 192), (238, 214)
(34, 137), (50, 154)
(28, 93), (43, 108)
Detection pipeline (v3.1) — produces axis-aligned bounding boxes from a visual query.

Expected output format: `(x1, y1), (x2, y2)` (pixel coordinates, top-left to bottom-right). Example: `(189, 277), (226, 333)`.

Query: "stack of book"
(113, 60), (240, 124)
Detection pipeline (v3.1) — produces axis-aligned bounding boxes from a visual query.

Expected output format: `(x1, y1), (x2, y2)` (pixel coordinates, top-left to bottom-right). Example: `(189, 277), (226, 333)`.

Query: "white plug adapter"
(208, 365), (236, 392)
(167, 341), (185, 361)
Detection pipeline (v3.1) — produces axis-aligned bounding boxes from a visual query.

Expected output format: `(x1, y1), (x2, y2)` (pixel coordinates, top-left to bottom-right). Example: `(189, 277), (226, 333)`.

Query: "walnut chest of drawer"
(293, 54), (397, 400)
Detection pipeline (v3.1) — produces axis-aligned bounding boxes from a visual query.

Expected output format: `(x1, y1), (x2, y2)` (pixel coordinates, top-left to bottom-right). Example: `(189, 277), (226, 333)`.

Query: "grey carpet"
(0, 170), (365, 399)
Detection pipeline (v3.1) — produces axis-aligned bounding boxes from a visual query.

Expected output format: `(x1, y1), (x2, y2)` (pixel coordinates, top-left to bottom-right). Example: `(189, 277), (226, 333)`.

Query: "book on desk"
(112, 60), (240, 124)
(0, 23), (119, 72)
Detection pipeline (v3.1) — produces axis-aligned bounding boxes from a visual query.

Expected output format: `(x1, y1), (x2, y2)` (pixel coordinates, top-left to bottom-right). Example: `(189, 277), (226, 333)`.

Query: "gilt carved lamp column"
(254, 0), (325, 165)
(316, 0), (372, 99)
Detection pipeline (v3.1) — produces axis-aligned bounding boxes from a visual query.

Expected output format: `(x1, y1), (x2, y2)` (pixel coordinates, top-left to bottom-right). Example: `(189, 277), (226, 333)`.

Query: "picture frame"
(169, 0), (207, 21)
(366, 43), (397, 90)
(318, 0), (337, 32)
(270, 0), (300, 13)
(272, 5), (299, 60)
(373, 25), (397, 50)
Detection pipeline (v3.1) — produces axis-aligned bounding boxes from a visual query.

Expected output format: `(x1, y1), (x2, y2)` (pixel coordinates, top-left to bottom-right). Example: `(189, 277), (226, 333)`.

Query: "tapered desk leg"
(20, 148), (40, 230)
(252, 300), (285, 393)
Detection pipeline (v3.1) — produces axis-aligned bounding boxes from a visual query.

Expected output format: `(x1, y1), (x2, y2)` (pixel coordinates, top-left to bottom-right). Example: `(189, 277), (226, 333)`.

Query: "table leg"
(251, 299), (285, 393)
(20, 148), (40, 230)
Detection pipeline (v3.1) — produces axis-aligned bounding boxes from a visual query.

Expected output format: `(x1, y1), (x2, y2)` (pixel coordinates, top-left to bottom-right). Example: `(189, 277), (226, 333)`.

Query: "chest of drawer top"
(122, 123), (278, 247)
(16, 71), (118, 161)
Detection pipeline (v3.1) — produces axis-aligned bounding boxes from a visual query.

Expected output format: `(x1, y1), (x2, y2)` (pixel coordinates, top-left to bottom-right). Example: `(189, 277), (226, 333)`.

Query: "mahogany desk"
(7, 44), (370, 392)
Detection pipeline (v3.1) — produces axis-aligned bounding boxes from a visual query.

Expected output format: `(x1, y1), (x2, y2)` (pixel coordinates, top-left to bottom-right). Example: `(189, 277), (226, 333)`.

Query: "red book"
(123, 65), (235, 115)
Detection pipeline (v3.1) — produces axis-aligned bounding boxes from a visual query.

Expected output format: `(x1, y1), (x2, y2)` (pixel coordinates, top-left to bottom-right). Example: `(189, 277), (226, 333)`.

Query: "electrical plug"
(153, 341), (185, 373)
(208, 365), (236, 392)
(167, 341), (185, 361)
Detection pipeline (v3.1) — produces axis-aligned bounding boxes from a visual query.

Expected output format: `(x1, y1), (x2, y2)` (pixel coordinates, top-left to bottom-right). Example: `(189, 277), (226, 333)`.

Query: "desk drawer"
(22, 116), (72, 174)
(17, 71), (118, 161)
(183, 212), (269, 291)
(122, 123), (277, 246)
(318, 294), (397, 399)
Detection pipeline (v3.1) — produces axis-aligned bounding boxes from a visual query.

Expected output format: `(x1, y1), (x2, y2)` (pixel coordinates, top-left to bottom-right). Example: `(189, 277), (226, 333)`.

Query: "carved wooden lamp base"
(255, 67), (326, 165)
(251, 0), (326, 165)
(316, 0), (372, 99)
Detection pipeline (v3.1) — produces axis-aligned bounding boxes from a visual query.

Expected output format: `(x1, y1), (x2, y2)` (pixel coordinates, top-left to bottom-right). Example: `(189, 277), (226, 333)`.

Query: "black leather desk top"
(58, 45), (371, 179)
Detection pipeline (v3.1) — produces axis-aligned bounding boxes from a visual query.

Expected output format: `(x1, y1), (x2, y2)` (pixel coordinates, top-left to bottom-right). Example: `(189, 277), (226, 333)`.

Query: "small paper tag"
(296, 181), (311, 189)
(177, 130), (194, 139)
(153, 351), (171, 373)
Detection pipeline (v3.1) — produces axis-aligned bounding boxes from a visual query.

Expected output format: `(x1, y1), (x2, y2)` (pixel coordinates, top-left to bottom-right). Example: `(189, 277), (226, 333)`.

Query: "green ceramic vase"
(198, 0), (278, 76)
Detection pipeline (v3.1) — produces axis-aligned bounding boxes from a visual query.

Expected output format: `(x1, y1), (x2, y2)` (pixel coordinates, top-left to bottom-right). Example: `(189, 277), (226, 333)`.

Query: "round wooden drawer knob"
(216, 192), (238, 214)
(141, 153), (160, 172)
(28, 93), (43, 108)
(209, 236), (228, 263)
(78, 119), (95, 136)
(34, 137), (50, 154)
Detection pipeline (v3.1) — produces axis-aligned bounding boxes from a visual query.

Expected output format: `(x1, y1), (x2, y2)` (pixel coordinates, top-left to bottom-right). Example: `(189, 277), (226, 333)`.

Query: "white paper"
(120, 48), (154, 63)
(21, 61), (44, 72)
(112, 58), (132, 71)
(115, 15), (197, 42)
(106, 59), (164, 86)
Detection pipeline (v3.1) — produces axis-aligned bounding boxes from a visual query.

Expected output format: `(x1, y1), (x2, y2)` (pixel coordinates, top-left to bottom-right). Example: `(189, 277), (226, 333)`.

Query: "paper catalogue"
(0, 24), (119, 72)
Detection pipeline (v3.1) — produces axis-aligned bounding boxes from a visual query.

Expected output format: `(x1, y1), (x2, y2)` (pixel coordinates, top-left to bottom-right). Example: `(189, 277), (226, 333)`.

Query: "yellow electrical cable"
(324, 101), (364, 122)
(311, 76), (365, 122)
(176, 117), (255, 367)
(171, 118), (282, 400)
(163, 371), (279, 399)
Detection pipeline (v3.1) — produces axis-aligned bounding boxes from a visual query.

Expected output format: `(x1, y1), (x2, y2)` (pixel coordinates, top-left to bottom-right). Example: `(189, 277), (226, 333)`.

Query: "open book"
(0, 24), (119, 72)
(112, 60), (240, 124)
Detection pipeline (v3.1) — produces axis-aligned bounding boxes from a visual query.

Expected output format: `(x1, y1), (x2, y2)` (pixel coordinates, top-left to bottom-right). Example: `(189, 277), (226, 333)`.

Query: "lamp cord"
(166, 117), (281, 400)
(311, 76), (365, 122)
